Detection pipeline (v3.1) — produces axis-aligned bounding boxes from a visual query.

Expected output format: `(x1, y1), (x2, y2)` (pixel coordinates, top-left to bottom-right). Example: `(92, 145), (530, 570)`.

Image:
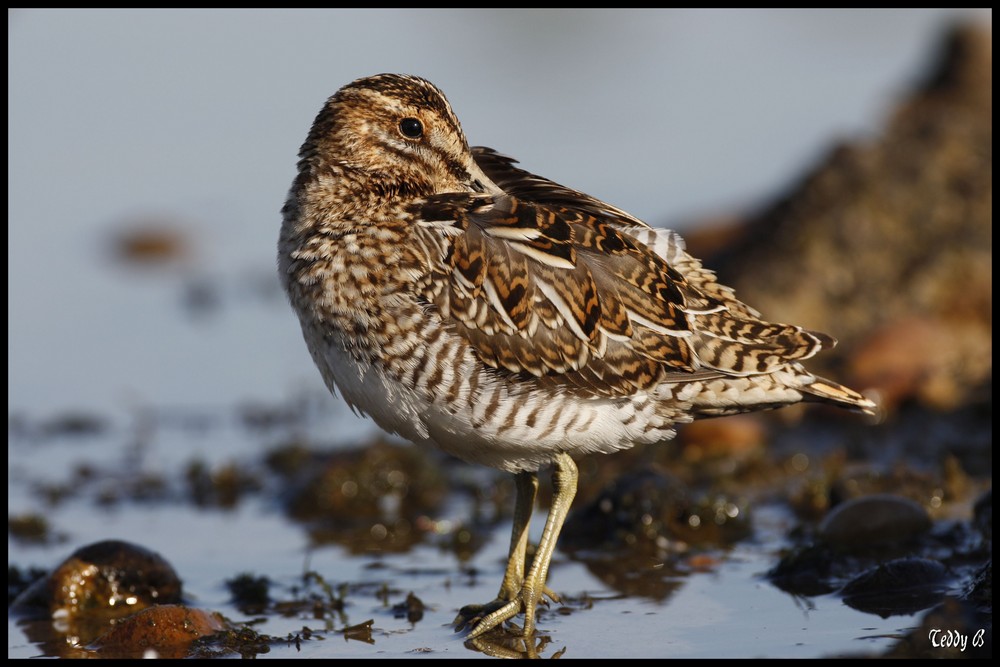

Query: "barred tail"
(802, 376), (878, 415)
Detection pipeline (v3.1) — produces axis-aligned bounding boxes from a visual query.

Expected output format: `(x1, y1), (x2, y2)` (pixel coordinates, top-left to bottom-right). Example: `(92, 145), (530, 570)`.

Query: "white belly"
(304, 327), (676, 473)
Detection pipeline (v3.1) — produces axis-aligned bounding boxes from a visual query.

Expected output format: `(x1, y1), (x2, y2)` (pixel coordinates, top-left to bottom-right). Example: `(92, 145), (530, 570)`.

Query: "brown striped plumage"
(278, 73), (876, 639)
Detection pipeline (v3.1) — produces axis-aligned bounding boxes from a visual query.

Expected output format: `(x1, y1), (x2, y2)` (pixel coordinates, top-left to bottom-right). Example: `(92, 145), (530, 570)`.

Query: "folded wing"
(409, 148), (840, 403)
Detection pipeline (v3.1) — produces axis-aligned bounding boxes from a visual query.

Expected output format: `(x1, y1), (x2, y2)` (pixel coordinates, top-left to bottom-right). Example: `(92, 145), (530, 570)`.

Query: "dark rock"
(10, 539), (182, 620)
(819, 493), (931, 548)
(841, 557), (949, 617)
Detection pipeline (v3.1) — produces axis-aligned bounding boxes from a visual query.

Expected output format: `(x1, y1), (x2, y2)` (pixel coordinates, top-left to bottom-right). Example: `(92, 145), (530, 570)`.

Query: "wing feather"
(407, 149), (835, 397)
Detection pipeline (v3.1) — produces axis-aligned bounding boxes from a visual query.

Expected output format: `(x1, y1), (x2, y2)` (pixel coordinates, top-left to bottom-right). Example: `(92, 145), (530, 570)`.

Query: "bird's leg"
(466, 453), (578, 638)
(515, 453), (577, 636)
(498, 471), (539, 600)
(455, 471), (537, 631)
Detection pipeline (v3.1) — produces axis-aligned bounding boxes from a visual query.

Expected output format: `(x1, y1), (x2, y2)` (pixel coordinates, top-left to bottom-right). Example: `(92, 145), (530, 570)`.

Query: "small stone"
(88, 604), (227, 658)
(819, 494), (931, 547)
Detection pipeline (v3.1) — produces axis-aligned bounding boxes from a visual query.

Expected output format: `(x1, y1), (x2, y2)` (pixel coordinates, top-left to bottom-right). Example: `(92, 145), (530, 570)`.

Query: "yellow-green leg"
(455, 470), (538, 631)
(498, 471), (539, 600)
(466, 453), (578, 638)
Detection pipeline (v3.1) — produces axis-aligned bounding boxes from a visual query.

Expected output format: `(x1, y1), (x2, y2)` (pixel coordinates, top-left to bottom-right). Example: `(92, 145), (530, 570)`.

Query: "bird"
(278, 73), (876, 638)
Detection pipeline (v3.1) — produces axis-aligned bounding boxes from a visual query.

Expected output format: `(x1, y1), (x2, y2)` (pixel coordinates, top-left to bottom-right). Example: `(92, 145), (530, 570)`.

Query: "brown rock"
(88, 604), (227, 659)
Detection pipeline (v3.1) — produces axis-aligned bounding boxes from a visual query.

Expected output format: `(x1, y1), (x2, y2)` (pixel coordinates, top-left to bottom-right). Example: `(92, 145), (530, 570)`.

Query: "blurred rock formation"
(689, 25), (991, 413)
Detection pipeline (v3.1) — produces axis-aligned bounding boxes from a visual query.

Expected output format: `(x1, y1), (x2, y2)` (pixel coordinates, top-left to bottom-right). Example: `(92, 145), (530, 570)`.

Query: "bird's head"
(298, 73), (486, 197)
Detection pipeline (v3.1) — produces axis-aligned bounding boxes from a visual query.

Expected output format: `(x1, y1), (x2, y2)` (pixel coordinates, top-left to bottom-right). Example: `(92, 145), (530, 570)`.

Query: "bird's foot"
(454, 586), (560, 638)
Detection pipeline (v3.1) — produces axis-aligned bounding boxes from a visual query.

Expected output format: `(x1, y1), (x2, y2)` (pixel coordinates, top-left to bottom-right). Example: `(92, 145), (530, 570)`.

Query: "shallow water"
(8, 359), (983, 658)
(5, 431), (929, 660)
(8, 9), (990, 659)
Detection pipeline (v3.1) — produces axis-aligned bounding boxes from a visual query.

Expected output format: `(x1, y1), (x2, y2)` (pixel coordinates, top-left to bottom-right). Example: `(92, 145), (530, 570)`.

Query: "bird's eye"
(399, 117), (423, 139)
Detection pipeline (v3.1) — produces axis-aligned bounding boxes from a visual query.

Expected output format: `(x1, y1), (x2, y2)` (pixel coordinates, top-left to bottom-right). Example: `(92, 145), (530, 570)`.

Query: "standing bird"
(279, 73), (876, 638)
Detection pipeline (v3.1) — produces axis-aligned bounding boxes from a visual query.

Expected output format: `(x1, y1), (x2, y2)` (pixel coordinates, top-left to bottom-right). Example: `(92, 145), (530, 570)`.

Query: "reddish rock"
(88, 604), (227, 659)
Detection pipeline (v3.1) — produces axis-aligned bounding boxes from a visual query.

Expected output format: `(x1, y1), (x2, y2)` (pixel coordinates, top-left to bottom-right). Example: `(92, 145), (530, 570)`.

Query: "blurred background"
(8, 9), (992, 659)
